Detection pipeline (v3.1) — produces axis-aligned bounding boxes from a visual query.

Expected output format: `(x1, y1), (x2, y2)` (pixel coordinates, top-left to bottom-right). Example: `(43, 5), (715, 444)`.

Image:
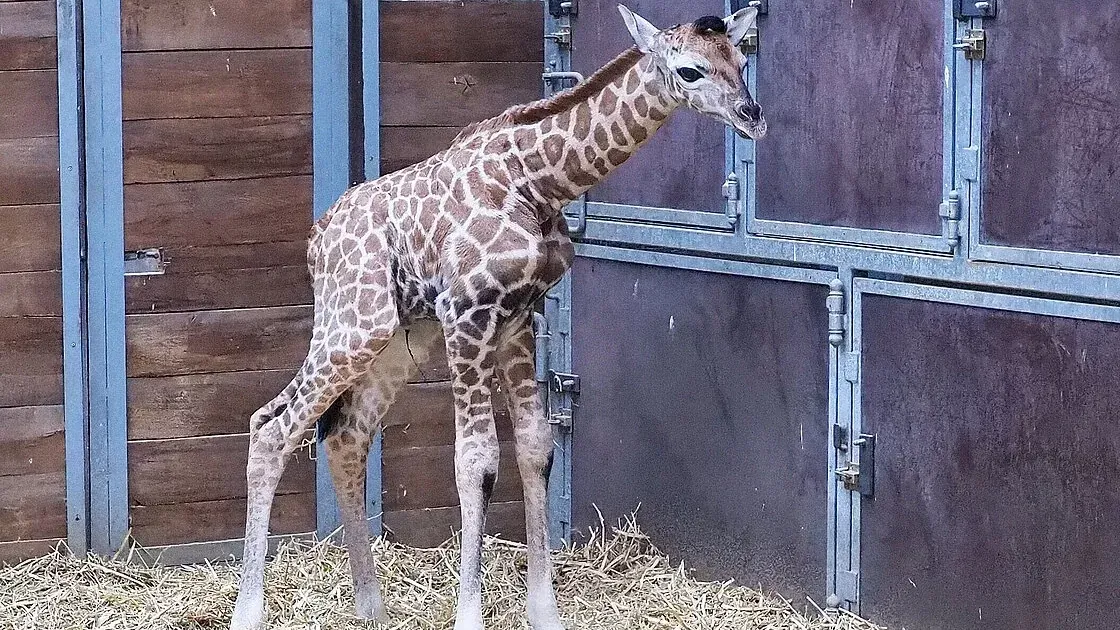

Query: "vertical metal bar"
(940, 0), (958, 252)
(544, 272), (573, 548)
(57, 0), (90, 557)
(361, 0), (383, 537)
(963, 13), (984, 262)
(82, 0), (128, 556)
(739, 3), (759, 239)
(846, 274), (865, 613)
(824, 275), (842, 605)
(312, 0), (352, 540)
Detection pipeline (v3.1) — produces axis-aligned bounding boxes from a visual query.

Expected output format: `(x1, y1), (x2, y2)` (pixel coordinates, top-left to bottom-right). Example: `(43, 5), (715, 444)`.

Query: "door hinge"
(548, 0), (577, 18)
(123, 247), (167, 276)
(835, 433), (875, 497)
(827, 279), (845, 347)
(940, 190), (962, 252)
(953, 28), (986, 61)
(721, 171), (741, 226)
(953, 0), (996, 20)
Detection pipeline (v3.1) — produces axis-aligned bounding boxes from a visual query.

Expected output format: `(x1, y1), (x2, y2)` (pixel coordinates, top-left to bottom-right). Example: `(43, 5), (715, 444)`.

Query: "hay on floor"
(0, 517), (884, 630)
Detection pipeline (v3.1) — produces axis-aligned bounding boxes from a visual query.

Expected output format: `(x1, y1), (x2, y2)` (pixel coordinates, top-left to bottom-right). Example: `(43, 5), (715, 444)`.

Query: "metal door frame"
(740, 1), (965, 255)
(963, 17), (1120, 276)
(840, 277), (1120, 613)
(547, 1), (743, 236)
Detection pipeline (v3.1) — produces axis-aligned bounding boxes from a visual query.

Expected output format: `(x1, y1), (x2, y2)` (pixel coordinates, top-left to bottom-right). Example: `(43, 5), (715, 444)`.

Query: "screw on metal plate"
(123, 248), (168, 276)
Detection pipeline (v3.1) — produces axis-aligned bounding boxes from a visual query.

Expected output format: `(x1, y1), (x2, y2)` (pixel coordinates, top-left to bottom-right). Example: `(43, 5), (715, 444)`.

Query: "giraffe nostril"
(738, 102), (762, 120)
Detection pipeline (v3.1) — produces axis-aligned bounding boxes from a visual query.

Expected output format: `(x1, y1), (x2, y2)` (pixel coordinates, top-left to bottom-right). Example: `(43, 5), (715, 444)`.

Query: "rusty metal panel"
(755, 0), (943, 234)
(570, 257), (829, 601)
(571, 0), (726, 213)
(860, 295), (1120, 630)
(980, 1), (1120, 256)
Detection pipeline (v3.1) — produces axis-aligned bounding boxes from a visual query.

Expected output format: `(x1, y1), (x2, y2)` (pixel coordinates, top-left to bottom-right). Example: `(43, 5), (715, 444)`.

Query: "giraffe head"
(618, 4), (767, 140)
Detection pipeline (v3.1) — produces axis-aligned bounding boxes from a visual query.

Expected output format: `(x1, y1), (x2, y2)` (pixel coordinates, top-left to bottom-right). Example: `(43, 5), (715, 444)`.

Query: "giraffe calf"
(229, 5), (766, 629)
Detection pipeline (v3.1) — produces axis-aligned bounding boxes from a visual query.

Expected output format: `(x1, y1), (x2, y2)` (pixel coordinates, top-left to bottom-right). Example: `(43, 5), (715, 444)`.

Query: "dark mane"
(692, 15), (727, 36)
(449, 46), (645, 143)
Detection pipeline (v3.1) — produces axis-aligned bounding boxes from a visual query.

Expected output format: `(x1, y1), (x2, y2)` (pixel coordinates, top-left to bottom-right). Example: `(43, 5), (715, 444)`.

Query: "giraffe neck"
(516, 50), (681, 210)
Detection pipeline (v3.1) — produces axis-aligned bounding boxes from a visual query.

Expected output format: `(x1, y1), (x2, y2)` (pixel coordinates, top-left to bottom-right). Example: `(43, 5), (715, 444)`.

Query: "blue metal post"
(57, 0), (90, 557)
(361, 0), (383, 537)
(82, 0), (128, 555)
(312, 0), (352, 540)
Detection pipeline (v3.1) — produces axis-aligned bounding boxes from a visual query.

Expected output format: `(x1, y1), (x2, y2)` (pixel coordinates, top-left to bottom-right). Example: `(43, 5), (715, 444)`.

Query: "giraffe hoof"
(453, 609), (485, 630)
(229, 591), (265, 630)
(354, 590), (389, 626)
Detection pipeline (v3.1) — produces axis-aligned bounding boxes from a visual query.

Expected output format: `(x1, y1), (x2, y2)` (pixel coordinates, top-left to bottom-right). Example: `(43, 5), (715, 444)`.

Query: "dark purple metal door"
(569, 257), (829, 602)
(859, 293), (1120, 630)
(979, 0), (1120, 260)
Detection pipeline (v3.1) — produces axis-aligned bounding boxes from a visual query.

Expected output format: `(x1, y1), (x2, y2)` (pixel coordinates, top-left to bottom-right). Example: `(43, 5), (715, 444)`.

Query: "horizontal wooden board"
(123, 115), (312, 184)
(126, 305), (311, 377)
(0, 406), (64, 477)
(382, 381), (512, 450)
(126, 263), (311, 314)
(0, 375), (62, 409)
(122, 0), (311, 51)
(130, 491), (314, 546)
(0, 271), (61, 317)
(122, 49), (311, 120)
(132, 241), (309, 276)
(128, 433), (315, 506)
(0, 1), (56, 71)
(128, 369), (295, 440)
(381, 62), (542, 127)
(380, 1), (543, 63)
(380, 125), (459, 174)
(382, 443), (523, 512)
(0, 136), (60, 205)
(0, 204), (61, 273)
(0, 470), (66, 542)
(125, 176), (312, 249)
(0, 70), (58, 138)
(384, 500), (526, 548)
(0, 538), (62, 565)
(0, 316), (61, 377)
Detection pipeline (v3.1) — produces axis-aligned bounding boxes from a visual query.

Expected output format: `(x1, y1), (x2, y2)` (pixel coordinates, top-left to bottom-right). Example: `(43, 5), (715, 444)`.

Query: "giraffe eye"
(676, 67), (704, 83)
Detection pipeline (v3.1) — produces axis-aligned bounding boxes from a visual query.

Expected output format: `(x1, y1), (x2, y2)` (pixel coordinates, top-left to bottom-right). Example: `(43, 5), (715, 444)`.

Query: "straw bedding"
(0, 518), (883, 630)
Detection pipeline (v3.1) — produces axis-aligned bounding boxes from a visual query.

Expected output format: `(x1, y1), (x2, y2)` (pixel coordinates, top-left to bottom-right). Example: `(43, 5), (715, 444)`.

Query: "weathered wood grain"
(381, 62), (542, 127)
(382, 443), (523, 512)
(130, 492), (314, 546)
(0, 317), (62, 383)
(379, 125), (459, 174)
(0, 1), (56, 71)
(125, 177), (311, 249)
(0, 406), (64, 477)
(384, 500), (526, 548)
(380, 1), (543, 63)
(126, 264), (312, 314)
(131, 241), (310, 276)
(0, 70), (58, 138)
(0, 204), (61, 273)
(0, 136), (60, 205)
(122, 0), (311, 51)
(0, 271), (61, 317)
(122, 49), (312, 120)
(381, 381), (512, 450)
(0, 538), (62, 564)
(0, 471), (66, 542)
(0, 375), (62, 409)
(123, 115), (312, 184)
(127, 369), (295, 440)
(126, 305), (312, 377)
(128, 433), (315, 506)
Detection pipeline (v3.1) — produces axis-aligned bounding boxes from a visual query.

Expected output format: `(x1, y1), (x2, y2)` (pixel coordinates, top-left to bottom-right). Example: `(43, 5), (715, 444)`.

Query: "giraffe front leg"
(443, 306), (502, 630)
(498, 319), (565, 630)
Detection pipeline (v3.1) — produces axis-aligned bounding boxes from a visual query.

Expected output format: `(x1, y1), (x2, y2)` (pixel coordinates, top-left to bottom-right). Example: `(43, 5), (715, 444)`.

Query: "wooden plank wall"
(378, 0), (543, 547)
(120, 0), (318, 546)
(0, 0), (67, 563)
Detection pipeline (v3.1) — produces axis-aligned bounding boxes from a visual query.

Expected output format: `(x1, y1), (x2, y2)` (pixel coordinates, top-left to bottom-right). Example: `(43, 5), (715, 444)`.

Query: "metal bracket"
(545, 28), (572, 49)
(542, 71), (584, 90)
(549, 370), (580, 395)
(827, 279), (846, 347)
(953, 0), (996, 20)
(959, 145), (980, 182)
(721, 171), (741, 226)
(548, 0), (577, 18)
(740, 27), (760, 55)
(940, 190), (962, 252)
(123, 248), (167, 276)
(953, 29), (987, 61)
(731, 0), (768, 14)
(835, 434), (876, 497)
(835, 569), (860, 604)
(833, 423), (849, 453)
(843, 352), (861, 384)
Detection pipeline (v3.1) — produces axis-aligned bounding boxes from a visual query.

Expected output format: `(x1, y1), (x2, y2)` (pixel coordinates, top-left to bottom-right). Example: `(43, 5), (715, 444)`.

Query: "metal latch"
(549, 370), (580, 395)
(835, 434), (875, 497)
(548, 0), (576, 18)
(542, 71), (584, 91)
(740, 27), (760, 54)
(953, 0), (996, 19)
(545, 28), (572, 49)
(940, 190), (962, 251)
(731, 0), (767, 14)
(953, 29), (986, 61)
(123, 248), (167, 276)
(721, 171), (741, 226)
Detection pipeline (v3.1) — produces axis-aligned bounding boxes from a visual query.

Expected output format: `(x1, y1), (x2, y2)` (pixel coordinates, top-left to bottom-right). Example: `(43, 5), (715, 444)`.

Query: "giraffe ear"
(724, 7), (759, 46)
(617, 4), (660, 53)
